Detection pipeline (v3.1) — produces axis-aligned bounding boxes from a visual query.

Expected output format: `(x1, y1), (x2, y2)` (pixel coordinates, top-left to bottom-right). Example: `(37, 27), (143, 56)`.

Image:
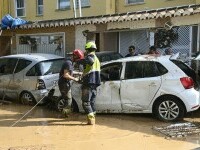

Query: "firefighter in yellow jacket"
(81, 41), (101, 125)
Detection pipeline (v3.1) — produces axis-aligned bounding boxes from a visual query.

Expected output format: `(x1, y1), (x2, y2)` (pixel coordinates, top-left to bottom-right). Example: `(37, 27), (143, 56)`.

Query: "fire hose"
(10, 69), (83, 127)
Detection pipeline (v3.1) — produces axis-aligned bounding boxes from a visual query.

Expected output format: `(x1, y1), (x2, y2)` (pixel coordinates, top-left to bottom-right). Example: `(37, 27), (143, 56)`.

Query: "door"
(0, 58), (18, 99)
(96, 62), (122, 112)
(8, 59), (32, 98)
(120, 61), (162, 111)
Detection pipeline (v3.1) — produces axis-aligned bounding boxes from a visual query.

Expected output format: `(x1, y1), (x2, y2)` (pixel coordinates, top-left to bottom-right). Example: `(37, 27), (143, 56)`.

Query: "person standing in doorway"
(125, 45), (138, 57)
(58, 49), (84, 117)
(81, 41), (101, 125)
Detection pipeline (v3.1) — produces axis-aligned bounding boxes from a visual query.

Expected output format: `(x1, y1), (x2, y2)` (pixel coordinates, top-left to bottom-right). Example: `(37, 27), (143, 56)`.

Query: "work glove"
(74, 77), (79, 82)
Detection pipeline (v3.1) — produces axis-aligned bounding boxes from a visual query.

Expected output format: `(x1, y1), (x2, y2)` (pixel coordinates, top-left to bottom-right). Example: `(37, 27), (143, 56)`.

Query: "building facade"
(0, 0), (11, 56)
(1, 0), (200, 57)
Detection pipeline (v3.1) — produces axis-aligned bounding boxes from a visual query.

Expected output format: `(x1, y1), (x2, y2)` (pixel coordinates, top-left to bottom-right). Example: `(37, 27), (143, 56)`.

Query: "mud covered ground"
(0, 102), (200, 150)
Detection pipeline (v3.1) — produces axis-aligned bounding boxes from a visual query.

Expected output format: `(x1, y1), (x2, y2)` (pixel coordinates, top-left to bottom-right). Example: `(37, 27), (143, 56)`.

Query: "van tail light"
(36, 79), (46, 90)
(180, 77), (194, 89)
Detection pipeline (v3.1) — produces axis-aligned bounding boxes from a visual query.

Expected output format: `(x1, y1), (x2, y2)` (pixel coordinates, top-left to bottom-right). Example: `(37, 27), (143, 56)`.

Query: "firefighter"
(81, 41), (101, 125)
(58, 49), (84, 116)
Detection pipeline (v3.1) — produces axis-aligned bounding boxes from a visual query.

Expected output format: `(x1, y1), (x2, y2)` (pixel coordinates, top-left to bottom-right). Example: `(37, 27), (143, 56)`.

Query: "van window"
(15, 59), (32, 73)
(0, 58), (18, 75)
(26, 59), (64, 76)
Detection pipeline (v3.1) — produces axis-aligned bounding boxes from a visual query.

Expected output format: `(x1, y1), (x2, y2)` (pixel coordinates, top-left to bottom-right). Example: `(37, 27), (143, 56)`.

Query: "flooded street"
(0, 102), (200, 150)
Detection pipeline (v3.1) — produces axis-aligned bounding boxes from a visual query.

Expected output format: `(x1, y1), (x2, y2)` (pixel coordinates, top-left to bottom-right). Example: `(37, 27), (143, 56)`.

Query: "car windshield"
(96, 52), (123, 62)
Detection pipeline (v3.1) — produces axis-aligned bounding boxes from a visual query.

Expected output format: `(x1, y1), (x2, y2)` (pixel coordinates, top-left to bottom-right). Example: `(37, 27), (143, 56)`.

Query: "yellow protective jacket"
(82, 52), (101, 86)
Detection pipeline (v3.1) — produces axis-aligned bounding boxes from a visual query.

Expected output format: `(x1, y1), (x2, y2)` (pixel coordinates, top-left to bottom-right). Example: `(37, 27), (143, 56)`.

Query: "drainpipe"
(8, 0), (11, 14)
(73, 0), (77, 18)
(196, 25), (200, 72)
(189, 26), (193, 66)
(78, 0), (82, 17)
(118, 32), (121, 53)
(197, 25), (200, 53)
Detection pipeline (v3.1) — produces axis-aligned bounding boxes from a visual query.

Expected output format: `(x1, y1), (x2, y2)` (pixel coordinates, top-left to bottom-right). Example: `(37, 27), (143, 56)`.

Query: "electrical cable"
(10, 75), (64, 127)
(10, 67), (83, 127)
(10, 93), (47, 127)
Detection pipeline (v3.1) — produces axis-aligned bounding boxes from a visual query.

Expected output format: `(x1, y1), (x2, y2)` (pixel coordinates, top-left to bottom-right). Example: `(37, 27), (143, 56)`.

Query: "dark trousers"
(58, 80), (72, 108)
(82, 85), (97, 114)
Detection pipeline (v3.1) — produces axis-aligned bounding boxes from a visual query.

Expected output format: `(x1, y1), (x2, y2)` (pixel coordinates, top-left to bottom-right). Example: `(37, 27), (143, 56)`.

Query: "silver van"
(0, 53), (64, 105)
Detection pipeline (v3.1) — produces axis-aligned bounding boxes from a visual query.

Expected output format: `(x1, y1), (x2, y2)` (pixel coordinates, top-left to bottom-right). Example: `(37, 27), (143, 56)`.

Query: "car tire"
(55, 97), (79, 112)
(153, 96), (185, 122)
(20, 91), (37, 105)
(56, 96), (67, 111)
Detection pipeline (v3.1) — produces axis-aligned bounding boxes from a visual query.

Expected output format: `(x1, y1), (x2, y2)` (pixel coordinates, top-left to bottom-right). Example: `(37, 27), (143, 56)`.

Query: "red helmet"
(73, 49), (84, 62)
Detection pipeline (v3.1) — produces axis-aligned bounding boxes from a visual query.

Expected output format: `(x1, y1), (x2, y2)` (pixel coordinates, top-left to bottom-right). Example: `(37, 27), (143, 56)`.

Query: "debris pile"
(152, 122), (200, 138)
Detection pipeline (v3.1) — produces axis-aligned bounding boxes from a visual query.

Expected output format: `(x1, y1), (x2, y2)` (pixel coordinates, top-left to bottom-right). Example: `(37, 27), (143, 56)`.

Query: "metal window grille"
(120, 30), (149, 56)
(171, 26), (190, 56)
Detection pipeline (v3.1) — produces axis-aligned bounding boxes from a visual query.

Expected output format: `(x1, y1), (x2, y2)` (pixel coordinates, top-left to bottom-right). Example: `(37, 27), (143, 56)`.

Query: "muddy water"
(0, 103), (200, 150)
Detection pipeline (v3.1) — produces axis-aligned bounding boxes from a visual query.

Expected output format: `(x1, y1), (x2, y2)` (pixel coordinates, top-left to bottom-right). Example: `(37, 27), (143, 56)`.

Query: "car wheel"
(153, 96), (185, 122)
(20, 91), (36, 105)
(56, 97), (67, 111)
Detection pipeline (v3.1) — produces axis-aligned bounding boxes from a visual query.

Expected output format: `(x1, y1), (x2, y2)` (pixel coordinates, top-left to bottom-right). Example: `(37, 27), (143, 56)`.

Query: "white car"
(50, 55), (200, 122)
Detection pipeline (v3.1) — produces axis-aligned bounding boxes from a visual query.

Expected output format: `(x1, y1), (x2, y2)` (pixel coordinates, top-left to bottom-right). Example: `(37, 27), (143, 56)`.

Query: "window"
(15, 59), (32, 73)
(156, 62), (168, 76)
(0, 58), (18, 75)
(76, 0), (90, 8)
(101, 63), (122, 81)
(143, 61), (159, 78)
(37, 0), (43, 15)
(58, 0), (70, 9)
(26, 59), (64, 76)
(125, 61), (143, 79)
(16, 0), (25, 17)
(125, 61), (160, 79)
(127, 0), (144, 4)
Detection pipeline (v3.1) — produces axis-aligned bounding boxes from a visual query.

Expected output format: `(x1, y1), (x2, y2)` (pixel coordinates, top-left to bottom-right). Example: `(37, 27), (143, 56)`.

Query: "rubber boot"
(87, 113), (95, 125)
(62, 107), (72, 117)
(93, 111), (96, 116)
